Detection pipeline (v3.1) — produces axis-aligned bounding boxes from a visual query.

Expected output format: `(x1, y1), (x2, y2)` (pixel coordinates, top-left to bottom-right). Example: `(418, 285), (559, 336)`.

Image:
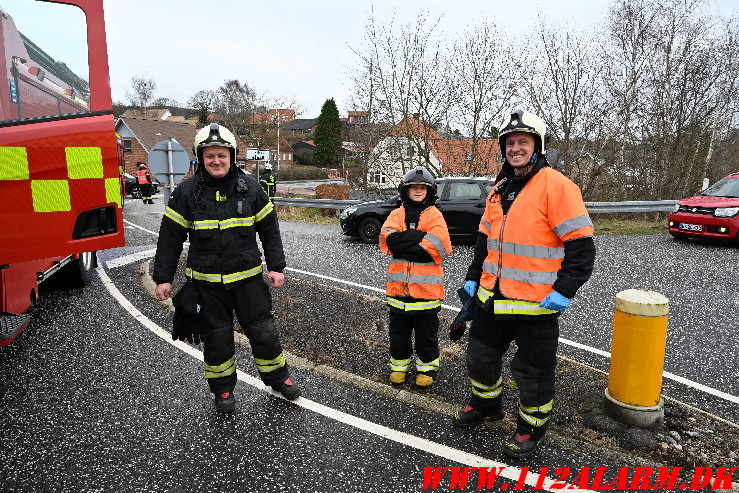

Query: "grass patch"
(277, 205), (338, 225)
(592, 214), (667, 235)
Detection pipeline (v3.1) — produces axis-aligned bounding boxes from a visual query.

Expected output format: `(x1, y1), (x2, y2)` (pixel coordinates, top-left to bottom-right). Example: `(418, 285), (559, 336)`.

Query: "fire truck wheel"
(59, 251), (97, 288)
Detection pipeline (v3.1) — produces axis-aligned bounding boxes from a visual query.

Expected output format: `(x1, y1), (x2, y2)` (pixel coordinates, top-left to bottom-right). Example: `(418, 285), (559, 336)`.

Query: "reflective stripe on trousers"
(518, 399), (553, 427)
(254, 353), (286, 373)
(205, 355), (236, 379)
(386, 297), (441, 311)
(470, 376), (502, 399)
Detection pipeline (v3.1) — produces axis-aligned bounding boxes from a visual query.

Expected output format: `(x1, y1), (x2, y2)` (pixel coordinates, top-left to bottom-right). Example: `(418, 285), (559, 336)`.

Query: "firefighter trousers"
(388, 309), (440, 376)
(140, 183), (152, 202)
(196, 276), (289, 394)
(467, 304), (558, 432)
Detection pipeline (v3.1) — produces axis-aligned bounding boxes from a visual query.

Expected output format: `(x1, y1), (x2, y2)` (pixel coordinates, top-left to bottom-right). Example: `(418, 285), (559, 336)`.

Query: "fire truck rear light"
(72, 205), (118, 239)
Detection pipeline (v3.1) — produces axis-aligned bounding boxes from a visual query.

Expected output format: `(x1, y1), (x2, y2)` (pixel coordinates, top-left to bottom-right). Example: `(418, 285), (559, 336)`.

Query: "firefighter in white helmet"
(153, 123), (299, 413)
(454, 109), (595, 458)
(260, 162), (276, 201)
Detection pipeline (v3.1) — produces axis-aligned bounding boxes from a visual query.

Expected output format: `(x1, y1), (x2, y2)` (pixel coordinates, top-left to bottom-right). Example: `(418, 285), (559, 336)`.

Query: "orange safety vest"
(379, 205), (452, 301)
(478, 167), (593, 303)
(137, 169), (150, 184)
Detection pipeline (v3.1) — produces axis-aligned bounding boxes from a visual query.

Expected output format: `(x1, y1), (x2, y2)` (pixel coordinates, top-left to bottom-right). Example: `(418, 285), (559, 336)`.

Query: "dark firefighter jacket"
(260, 171), (276, 198)
(153, 167), (285, 289)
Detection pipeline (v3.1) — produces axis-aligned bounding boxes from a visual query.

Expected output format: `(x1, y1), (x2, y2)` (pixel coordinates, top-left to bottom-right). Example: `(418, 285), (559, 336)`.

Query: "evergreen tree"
(313, 98), (343, 166)
(197, 107), (209, 127)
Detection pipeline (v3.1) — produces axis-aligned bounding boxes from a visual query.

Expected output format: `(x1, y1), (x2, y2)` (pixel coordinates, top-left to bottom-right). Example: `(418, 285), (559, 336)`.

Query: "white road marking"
(105, 248), (158, 268)
(283, 268), (739, 406)
(119, 218), (739, 407)
(96, 265), (595, 492)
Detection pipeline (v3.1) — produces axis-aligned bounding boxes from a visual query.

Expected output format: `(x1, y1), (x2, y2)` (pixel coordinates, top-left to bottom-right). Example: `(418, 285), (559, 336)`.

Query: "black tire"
(130, 186), (142, 199)
(358, 217), (382, 243)
(58, 251), (97, 288)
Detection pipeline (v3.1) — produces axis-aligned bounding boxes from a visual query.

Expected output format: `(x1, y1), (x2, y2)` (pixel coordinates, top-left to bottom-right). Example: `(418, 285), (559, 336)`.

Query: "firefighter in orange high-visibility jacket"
(379, 166), (452, 388)
(453, 109), (595, 459)
(136, 163), (154, 204)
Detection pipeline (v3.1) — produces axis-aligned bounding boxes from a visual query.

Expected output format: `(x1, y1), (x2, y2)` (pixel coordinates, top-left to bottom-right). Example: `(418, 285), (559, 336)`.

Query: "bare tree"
(126, 75), (157, 119)
(449, 20), (514, 175)
(187, 90), (217, 112)
(349, 10), (456, 188)
(520, 19), (605, 197)
(598, 0), (739, 199)
(213, 79), (257, 134)
(151, 97), (179, 108)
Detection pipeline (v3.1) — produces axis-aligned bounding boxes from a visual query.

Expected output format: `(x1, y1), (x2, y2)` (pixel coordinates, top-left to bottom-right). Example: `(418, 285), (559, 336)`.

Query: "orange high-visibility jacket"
(479, 167), (593, 303)
(380, 206), (452, 300)
(137, 169), (150, 185)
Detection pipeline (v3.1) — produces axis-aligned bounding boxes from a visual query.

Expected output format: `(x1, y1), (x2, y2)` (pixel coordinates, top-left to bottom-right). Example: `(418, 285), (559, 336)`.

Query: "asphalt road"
(276, 218), (739, 423)
(1, 198), (737, 492)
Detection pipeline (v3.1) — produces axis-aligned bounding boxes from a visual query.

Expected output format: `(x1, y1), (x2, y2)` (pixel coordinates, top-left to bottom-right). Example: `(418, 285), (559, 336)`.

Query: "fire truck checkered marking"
(65, 146), (103, 179)
(32, 180), (71, 212)
(0, 146), (122, 211)
(0, 147), (29, 180)
(105, 178), (122, 207)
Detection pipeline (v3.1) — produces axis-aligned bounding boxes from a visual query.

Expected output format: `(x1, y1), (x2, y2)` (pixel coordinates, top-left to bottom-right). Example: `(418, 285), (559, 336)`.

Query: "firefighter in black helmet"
(153, 123), (300, 413)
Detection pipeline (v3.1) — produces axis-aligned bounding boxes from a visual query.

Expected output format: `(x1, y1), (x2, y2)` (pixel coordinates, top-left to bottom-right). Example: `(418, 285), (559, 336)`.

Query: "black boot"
(271, 378), (300, 400)
(452, 402), (504, 428)
(503, 420), (547, 458)
(214, 391), (235, 413)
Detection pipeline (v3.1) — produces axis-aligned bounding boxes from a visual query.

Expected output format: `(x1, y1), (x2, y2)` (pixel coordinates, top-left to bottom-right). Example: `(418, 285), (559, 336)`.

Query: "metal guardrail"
(584, 200), (677, 214)
(274, 197), (361, 209)
(274, 197), (678, 213)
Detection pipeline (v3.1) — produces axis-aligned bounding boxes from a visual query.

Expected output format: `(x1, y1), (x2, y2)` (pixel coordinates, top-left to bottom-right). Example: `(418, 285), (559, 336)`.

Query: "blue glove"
(463, 280), (478, 298)
(540, 291), (571, 312)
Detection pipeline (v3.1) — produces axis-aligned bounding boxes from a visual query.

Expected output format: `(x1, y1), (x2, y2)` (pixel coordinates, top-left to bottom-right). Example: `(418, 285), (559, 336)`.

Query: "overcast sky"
(4, 0), (737, 119)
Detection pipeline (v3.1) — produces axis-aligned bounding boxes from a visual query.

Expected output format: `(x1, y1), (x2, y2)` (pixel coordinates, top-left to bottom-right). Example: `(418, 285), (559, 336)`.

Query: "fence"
(274, 197), (678, 214)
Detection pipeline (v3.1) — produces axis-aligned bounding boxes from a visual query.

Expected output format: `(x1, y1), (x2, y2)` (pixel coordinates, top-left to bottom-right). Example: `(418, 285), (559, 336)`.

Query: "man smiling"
(454, 109), (596, 459)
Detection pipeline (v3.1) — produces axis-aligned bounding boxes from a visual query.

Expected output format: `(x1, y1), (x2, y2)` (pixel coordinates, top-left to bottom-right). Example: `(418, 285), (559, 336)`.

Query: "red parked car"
(668, 172), (739, 245)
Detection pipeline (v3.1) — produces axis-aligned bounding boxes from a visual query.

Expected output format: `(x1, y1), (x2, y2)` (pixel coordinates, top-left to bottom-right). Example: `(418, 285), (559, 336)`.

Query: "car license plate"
(679, 223), (702, 232)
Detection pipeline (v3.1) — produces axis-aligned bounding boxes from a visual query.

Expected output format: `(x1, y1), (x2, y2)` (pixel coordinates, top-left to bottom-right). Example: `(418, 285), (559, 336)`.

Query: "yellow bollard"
(605, 289), (669, 429)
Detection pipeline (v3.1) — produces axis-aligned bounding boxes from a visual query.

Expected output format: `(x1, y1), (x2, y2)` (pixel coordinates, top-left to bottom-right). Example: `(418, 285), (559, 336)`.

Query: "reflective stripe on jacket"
(153, 169), (285, 287)
(137, 169), (150, 184)
(379, 205), (452, 301)
(479, 167), (593, 303)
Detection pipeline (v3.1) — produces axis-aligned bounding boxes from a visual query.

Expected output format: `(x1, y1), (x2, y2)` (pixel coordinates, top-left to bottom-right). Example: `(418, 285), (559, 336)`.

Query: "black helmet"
(398, 166), (437, 205)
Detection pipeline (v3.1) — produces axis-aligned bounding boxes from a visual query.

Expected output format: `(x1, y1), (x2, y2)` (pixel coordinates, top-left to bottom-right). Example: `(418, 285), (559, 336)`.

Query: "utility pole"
(277, 112), (281, 171)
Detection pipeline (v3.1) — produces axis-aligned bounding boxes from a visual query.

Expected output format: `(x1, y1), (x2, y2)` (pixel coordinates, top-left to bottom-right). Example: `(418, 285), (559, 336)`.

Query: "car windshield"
(701, 177), (739, 198)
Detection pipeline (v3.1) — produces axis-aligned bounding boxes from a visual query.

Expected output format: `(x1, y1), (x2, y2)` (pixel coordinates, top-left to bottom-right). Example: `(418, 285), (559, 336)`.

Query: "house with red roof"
(366, 117), (501, 188)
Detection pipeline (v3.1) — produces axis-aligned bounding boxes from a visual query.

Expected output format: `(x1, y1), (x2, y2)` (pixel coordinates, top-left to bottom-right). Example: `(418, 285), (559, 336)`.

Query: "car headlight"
(339, 207), (358, 219)
(672, 203), (680, 213)
(714, 207), (739, 217)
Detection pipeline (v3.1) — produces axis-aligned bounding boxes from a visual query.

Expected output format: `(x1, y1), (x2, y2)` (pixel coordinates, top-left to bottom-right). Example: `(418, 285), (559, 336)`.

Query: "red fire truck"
(0, 0), (125, 345)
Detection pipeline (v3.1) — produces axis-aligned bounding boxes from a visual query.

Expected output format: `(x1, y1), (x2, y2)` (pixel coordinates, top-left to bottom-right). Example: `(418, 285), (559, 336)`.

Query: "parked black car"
(124, 173), (160, 199)
(339, 177), (496, 243)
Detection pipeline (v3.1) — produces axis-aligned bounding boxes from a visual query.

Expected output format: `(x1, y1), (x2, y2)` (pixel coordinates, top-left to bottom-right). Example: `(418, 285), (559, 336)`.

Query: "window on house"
(465, 152), (474, 161)
(282, 115), (288, 122)
(123, 139), (132, 152)
(371, 171), (387, 184)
